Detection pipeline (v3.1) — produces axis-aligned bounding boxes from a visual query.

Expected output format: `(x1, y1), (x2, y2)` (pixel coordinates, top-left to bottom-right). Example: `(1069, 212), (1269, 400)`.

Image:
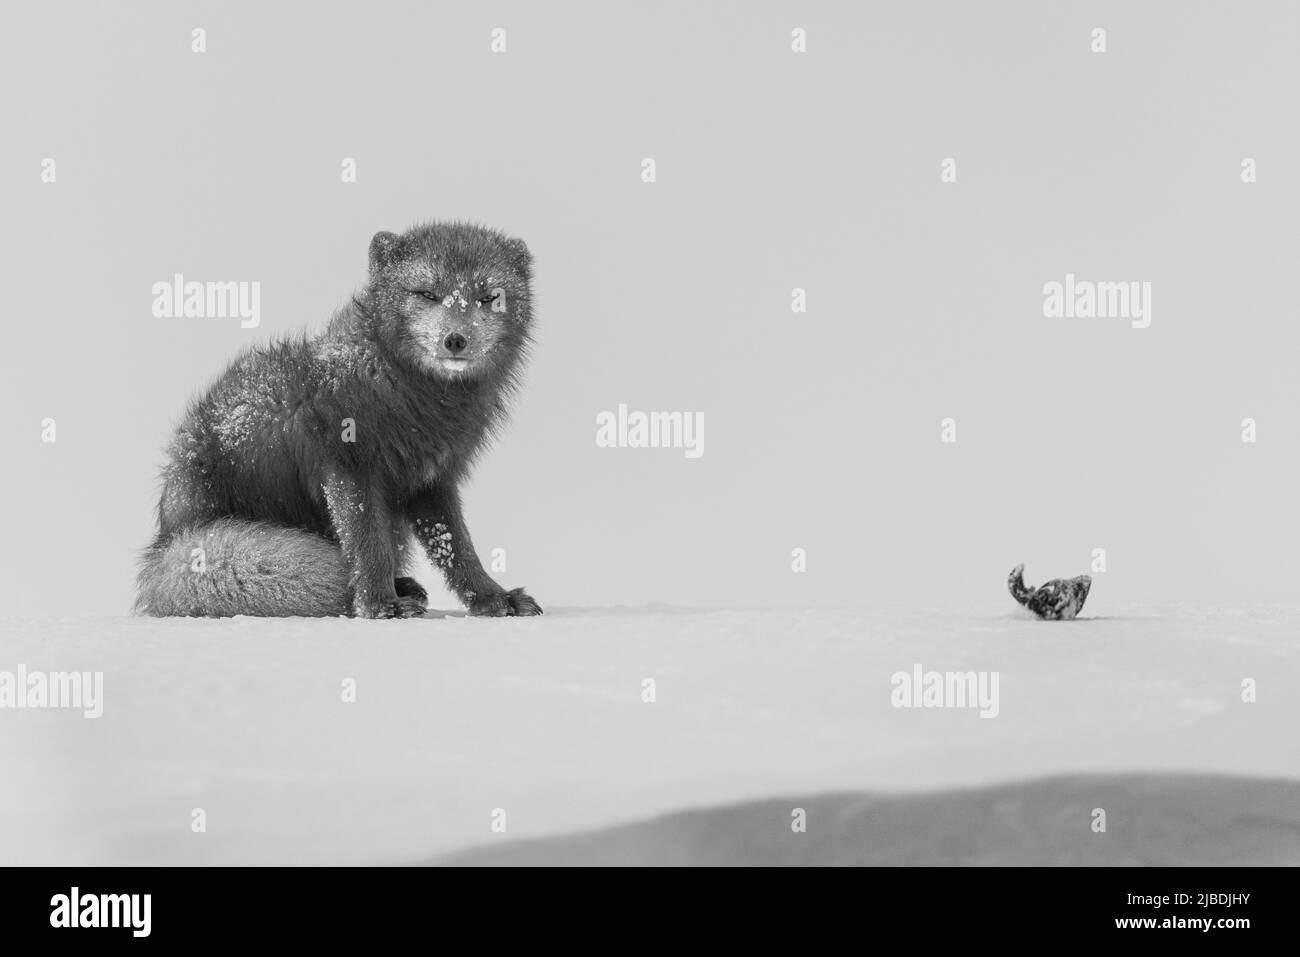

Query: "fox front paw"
(354, 593), (428, 619)
(467, 587), (543, 617)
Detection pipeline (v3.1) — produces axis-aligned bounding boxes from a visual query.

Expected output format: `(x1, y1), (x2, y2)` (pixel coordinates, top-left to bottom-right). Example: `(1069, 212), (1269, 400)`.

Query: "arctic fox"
(136, 222), (543, 619)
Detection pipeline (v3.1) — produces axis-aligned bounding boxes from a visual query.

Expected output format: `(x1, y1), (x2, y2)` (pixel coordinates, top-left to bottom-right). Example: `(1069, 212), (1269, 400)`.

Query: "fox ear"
(369, 231), (400, 274)
(504, 236), (532, 279)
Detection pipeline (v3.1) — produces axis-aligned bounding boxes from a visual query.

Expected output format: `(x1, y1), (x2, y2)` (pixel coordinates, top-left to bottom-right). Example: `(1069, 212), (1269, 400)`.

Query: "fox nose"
(443, 333), (468, 355)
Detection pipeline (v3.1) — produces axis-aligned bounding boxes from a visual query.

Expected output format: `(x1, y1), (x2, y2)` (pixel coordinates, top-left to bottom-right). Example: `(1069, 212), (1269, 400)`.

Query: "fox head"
(366, 222), (534, 382)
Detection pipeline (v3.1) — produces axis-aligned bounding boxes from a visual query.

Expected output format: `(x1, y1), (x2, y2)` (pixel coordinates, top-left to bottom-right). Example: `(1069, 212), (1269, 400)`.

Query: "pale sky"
(2, 1), (1296, 616)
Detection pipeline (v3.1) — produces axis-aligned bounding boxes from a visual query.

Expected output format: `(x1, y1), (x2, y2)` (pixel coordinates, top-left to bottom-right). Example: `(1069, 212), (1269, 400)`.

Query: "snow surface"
(2, 604), (1297, 865)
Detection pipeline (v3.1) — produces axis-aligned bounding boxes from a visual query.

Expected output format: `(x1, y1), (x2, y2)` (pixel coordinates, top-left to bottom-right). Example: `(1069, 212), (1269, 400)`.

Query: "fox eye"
(416, 290), (442, 302)
(476, 291), (500, 306)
